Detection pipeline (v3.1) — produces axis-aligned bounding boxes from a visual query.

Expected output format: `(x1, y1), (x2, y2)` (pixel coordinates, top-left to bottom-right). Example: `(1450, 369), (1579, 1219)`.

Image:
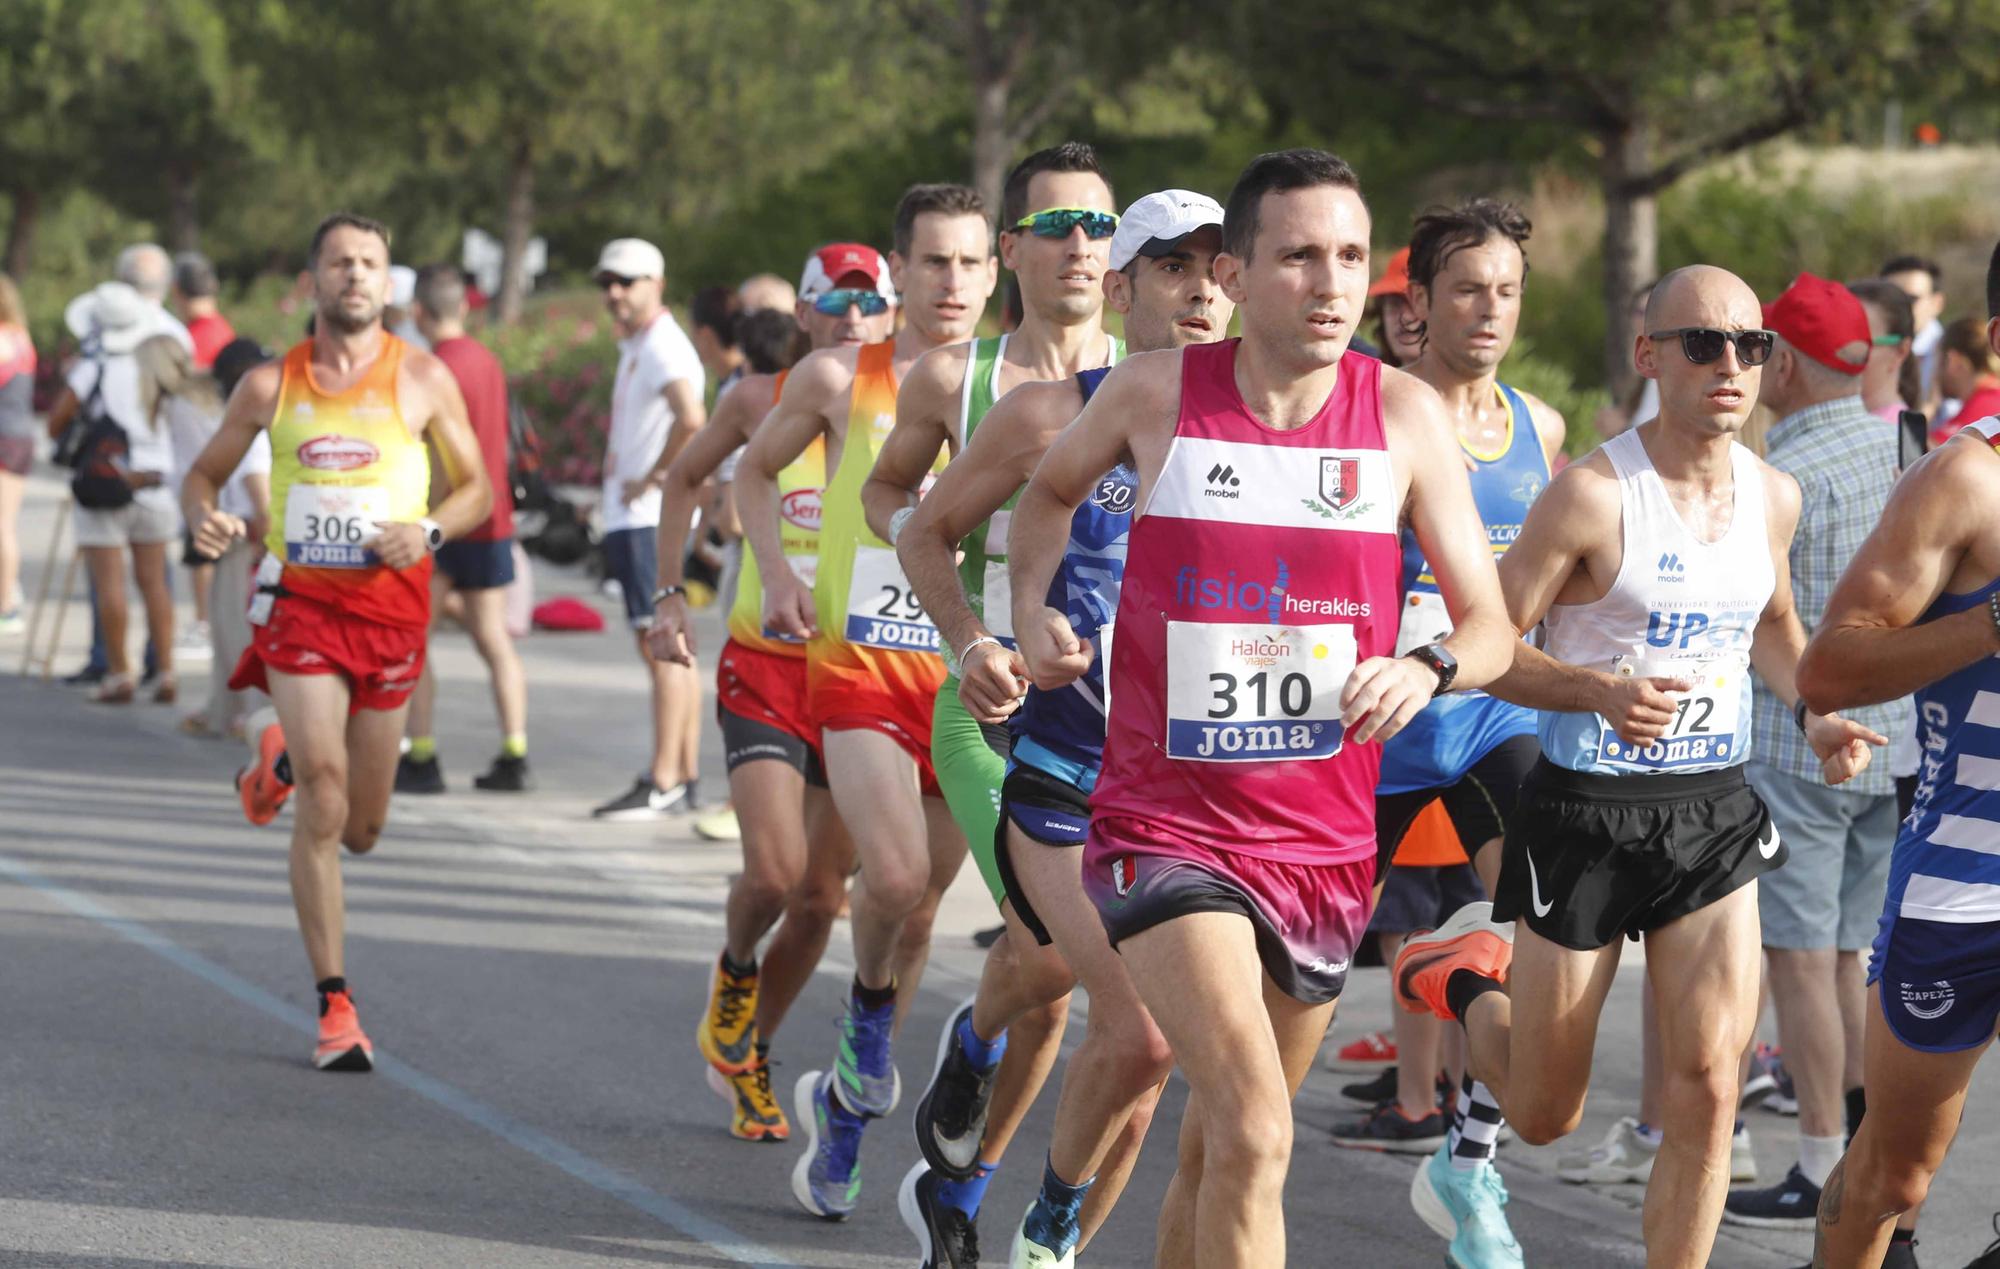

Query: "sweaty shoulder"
(398, 344), (463, 424)
(1531, 447), (1623, 539)
(786, 345), (862, 399)
(233, 361), (285, 426)
(1754, 452), (1802, 536)
(1517, 388), (1568, 457)
(1093, 347), (1183, 409)
(1379, 363), (1448, 432)
(907, 340), (974, 397)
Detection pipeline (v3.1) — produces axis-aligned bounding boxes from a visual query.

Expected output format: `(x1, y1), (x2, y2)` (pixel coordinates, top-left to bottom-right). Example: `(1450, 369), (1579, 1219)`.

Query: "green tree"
(1250, 0), (1982, 395)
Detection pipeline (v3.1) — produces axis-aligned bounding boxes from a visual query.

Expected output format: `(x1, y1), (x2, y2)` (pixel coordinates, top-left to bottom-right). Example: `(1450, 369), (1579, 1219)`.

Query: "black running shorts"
(717, 701), (827, 787)
(1491, 758), (1783, 951)
(995, 763), (1092, 947)
(1374, 734), (1537, 880)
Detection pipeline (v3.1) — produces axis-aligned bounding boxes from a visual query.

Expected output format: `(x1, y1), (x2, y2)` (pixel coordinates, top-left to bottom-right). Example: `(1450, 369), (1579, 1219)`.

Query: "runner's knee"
(862, 858), (930, 918)
(1203, 1095), (1292, 1181)
(341, 814), (382, 855)
(295, 760), (349, 831)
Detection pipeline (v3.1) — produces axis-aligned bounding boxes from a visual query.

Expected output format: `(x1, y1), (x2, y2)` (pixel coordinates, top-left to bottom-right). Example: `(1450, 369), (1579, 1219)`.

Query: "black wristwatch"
(1406, 641), (1458, 696)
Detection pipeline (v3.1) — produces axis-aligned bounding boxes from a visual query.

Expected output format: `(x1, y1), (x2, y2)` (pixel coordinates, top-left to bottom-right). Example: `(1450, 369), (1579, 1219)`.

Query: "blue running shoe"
(1410, 1140), (1523, 1269)
(791, 1069), (865, 1220)
(832, 995), (901, 1117)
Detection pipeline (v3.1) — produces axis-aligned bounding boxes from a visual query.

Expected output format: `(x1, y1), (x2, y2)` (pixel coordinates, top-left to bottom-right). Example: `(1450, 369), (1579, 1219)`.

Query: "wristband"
(651, 585), (686, 605)
(1989, 589), (2000, 643)
(1793, 698), (1811, 734)
(957, 634), (1003, 664)
(888, 506), (916, 545)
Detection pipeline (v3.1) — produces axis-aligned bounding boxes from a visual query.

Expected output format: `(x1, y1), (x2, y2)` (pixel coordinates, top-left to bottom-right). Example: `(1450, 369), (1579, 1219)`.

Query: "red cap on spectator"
(1763, 273), (1869, 376)
(1368, 247), (1411, 300)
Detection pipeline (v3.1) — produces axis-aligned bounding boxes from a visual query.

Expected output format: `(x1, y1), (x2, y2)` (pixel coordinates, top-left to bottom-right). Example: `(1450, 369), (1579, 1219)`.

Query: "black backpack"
(59, 359), (135, 510)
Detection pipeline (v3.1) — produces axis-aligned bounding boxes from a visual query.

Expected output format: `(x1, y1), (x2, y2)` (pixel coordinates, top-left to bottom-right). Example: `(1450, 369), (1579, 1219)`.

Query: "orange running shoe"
(1394, 901), (1514, 1021)
(236, 720), (293, 826)
(707, 1058), (790, 1141)
(315, 988), (375, 1072)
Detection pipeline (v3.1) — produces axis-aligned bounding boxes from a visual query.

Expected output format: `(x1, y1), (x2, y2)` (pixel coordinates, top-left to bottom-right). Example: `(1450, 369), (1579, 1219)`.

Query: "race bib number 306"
(284, 485), (389, 568)
(845, 546), (941, 653)
(1165, 621), (1354, 762)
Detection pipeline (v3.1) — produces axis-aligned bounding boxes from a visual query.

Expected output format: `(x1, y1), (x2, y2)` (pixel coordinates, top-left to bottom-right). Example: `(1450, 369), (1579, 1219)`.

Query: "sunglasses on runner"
(1010, 208), (1121, 240)
(810, 288), (890, 317)
(1646, 327), (1777, 367)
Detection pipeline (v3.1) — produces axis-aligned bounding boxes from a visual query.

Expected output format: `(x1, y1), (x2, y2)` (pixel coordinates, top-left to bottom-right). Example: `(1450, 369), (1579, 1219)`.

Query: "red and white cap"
(1763, 272), (1869, 375)
(799, 243), (895, 304)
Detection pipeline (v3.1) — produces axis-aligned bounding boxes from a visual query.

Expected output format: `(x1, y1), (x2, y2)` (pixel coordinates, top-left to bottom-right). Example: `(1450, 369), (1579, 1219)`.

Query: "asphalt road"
(4, 470), (1997, 1268)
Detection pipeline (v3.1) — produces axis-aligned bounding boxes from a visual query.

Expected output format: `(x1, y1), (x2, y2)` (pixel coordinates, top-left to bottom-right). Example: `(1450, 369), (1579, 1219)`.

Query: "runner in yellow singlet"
(182, 212), (491, 1074)
(733, 184), (998, 1221)
(649, 245), (895, 1142)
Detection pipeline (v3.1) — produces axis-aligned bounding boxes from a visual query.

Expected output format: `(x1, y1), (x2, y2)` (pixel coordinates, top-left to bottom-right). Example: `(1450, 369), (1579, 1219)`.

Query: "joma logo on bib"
(1187, 721), (1329, 758)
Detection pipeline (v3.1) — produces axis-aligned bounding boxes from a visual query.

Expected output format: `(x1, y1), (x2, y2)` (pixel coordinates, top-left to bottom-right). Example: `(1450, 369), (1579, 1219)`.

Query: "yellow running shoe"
(697, 954), (760, 1075)
(706, 1057), (790, 1141)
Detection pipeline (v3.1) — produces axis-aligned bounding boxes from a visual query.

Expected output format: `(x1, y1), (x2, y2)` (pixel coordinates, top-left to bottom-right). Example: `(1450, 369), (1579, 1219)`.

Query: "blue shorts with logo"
(1870, 914), (2000, 1053)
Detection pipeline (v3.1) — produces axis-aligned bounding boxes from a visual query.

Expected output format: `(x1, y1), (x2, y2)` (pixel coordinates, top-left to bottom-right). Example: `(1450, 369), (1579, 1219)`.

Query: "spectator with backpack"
(44, 283), (182, 703)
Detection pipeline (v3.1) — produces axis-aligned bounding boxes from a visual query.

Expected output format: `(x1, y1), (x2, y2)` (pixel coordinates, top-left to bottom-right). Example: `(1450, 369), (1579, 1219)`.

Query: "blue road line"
(0, 850), (802, 1269)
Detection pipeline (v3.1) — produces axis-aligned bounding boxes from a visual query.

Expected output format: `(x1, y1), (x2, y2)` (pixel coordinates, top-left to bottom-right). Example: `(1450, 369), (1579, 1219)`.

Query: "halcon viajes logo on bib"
(299, 434), (380, 472)
(1901, 980), (1954, 1020)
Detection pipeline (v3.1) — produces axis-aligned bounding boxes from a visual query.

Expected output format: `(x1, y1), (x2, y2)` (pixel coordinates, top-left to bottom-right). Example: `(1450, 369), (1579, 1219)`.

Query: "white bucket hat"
(64, 281), (157, 355)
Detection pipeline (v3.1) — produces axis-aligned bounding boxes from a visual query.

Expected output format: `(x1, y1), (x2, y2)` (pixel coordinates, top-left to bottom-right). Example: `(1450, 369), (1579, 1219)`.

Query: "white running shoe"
(1555, 1116), (1658, 1185)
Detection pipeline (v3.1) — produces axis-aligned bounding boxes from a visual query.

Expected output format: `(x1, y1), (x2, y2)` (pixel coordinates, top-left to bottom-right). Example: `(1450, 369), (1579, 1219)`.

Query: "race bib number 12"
(1164, 621), (1354, 762)
(845, 545), (941, 653)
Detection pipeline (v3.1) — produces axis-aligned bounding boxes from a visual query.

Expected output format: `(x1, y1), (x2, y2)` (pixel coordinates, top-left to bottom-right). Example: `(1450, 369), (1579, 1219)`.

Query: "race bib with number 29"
(845, 545), (941, 653)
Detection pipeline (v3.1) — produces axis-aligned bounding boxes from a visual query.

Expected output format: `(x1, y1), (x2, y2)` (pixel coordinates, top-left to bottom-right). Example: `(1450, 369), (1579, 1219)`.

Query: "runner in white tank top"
(1393, 265), (1885, 1269)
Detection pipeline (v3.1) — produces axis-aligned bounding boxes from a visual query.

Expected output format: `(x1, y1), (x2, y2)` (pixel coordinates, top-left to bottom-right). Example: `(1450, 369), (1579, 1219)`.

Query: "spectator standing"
(173, 252), (236, 370)
(396, 265), (530, 793)
(44, 288), (182, 704)
(1723, 274), (1911, 1227)
(590, 237), (708, 819)
(1930, 315), (2000, 446)
(145, 335), (271, 737)
(1881, 255), (1948, 413)
(689, 285), (745, 394)
(0, 273), (35, 633)
(114, 243), (194, 353)
(1367, 246), (1425, 367)
(1845, 278), (1920, 424)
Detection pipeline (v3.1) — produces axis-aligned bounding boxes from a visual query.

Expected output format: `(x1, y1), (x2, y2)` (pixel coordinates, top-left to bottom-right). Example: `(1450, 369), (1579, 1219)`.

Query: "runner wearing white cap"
(648, 243), (894, 1143)
(889, 189), (1233, 1269)
(587, 236), (711, 822)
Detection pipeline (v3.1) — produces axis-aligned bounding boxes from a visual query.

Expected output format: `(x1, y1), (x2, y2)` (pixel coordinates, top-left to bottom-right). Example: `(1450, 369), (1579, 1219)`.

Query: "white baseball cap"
(594, 238), (665, 282)
(1108, 190), (1226, 271)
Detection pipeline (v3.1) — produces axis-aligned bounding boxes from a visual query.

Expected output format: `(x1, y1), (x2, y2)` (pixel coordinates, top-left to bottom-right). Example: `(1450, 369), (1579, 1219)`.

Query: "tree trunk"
(164, 163), (200, 251)
(1600, 124), (1658, 407)
(495, 138), (535, 326)
(970, 72), (1012, 223)
(3, 187), (41, 280)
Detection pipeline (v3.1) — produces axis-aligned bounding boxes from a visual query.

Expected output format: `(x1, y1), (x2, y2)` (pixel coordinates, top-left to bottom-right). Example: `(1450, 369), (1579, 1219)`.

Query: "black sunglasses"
(1647, 327), (1777, 367)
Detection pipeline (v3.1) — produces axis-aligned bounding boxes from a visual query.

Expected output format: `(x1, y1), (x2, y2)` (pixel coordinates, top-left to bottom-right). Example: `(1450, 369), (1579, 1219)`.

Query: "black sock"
(755, 1040), (770, 1061)
(1890, 1227), (1915, 1246)
(274, 750), (294, 786)
(1845, 1086), (1867, 1143)
(852, 975), (896, 1011)
(721, 950), (757, 977)
(315, 977), (347, 1014)
(1445, 968), (1503, 1022)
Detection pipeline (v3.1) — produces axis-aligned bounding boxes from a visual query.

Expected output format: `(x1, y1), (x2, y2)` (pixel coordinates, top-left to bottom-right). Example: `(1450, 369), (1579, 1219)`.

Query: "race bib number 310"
(284, 485), (389, 568)
(845, 546), (941, 653)
(1165, 621), (1354, 762)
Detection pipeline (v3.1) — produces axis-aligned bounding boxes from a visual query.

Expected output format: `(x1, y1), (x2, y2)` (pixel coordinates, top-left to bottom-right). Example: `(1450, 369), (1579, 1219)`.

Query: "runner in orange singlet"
(733, 184), (998, 1220)
(183, 213), (491, 1073)
(650, 244), (896, 1142)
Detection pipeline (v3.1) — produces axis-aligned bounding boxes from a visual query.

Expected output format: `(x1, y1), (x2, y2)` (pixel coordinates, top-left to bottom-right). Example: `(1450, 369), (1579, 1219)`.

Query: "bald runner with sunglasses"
(1395, 264), (1886, 1269)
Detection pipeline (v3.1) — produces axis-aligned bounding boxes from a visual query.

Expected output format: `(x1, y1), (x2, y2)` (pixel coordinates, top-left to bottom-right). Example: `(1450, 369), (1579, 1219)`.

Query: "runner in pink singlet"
(1008, 149), (1518, 1266)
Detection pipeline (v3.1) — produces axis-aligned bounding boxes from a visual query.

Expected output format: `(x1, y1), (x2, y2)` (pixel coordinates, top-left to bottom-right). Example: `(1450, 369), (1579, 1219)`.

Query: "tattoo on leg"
(1810, 1158), (1846, 1269)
